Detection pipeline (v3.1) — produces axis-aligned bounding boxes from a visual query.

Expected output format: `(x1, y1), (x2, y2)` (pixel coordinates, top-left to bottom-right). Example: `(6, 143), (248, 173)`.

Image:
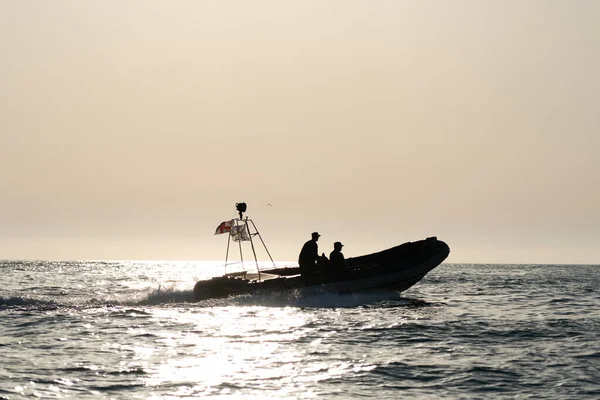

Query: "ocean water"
(1, 261), (599, 399)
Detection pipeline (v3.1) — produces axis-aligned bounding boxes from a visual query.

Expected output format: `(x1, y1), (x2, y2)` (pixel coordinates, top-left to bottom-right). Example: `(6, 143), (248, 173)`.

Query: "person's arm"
(340, 253), (348, 269)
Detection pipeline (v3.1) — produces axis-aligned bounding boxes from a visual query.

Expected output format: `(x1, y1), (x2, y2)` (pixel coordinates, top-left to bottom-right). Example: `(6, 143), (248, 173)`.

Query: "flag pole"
(224, 228), (231, 274)
(248, 219), (276, 270)
(236, 218), (245, 272)
(219, 202), (275, 281)
(246, 217), (261, 281)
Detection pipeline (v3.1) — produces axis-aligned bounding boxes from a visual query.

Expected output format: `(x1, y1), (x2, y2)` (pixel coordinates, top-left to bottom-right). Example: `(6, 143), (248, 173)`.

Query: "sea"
(1, 261), (599, 400)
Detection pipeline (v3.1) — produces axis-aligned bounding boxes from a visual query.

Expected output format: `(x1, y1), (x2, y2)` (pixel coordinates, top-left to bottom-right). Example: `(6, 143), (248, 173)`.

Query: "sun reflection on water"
(138, 306), (337, 397)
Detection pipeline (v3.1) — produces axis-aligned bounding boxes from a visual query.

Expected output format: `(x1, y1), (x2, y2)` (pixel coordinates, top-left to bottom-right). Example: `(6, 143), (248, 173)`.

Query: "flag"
(214, 220), (233, 235)
(230, 224), (251, 242)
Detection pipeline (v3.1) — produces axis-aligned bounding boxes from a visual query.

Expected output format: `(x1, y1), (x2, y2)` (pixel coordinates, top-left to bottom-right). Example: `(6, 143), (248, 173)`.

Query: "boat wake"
(1, 288), (434, 311)
(191, 288), (436, 309)
(132, 286), (196, 306)
(0, 296), (60, 311)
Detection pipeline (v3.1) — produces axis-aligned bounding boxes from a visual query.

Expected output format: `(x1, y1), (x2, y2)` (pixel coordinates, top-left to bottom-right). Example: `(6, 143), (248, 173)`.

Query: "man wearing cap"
(298, 232), (322, 278)
(329, 241), (348, 272)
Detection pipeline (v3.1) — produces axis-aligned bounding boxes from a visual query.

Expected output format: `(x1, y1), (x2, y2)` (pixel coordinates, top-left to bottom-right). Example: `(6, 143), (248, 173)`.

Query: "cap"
(334, 241), (343, 247)
(312, 232), (321, 237)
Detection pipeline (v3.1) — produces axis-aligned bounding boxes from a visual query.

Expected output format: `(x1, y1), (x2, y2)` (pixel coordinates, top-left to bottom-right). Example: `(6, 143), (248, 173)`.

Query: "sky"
(1, 1), (598, 263)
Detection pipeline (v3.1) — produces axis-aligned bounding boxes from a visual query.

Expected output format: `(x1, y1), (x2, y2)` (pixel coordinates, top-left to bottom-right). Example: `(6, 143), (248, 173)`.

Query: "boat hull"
(193, 237), (450, 301)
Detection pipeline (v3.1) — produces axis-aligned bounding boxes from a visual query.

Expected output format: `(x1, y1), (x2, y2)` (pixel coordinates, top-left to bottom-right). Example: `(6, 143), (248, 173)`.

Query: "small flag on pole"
(230, 224), (251, 242)
(214, 220), (234, 235)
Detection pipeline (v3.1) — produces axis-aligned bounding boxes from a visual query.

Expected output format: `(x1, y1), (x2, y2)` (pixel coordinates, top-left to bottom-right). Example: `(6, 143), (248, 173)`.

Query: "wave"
(192, 289), (431, 309)
(2, 287), (431, 311)
(130, 286), (196, 306)
(0, 296), (59, 311)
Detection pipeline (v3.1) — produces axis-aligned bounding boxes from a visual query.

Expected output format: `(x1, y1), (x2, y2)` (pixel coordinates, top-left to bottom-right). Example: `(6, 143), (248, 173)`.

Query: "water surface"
(1, 261), (599, 399)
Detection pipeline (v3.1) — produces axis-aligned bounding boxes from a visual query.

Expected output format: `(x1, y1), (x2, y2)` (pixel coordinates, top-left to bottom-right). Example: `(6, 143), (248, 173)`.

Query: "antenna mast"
(223, 202), (276, 281)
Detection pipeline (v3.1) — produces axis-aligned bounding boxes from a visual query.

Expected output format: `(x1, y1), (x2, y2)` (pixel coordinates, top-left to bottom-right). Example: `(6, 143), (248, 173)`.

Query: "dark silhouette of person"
(298, 232), (322, 278)
(329, 241), (348, 272)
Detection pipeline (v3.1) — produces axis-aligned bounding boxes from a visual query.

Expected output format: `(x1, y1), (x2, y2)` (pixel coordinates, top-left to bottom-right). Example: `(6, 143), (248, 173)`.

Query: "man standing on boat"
(298, 232), (323, 278)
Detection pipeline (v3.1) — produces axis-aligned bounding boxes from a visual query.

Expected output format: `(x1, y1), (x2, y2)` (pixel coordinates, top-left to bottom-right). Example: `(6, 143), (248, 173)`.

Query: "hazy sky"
(1, 1), (598, 263)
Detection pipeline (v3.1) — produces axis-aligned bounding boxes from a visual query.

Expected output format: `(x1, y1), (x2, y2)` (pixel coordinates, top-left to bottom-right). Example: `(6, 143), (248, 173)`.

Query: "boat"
(193, 203), (450, 301)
